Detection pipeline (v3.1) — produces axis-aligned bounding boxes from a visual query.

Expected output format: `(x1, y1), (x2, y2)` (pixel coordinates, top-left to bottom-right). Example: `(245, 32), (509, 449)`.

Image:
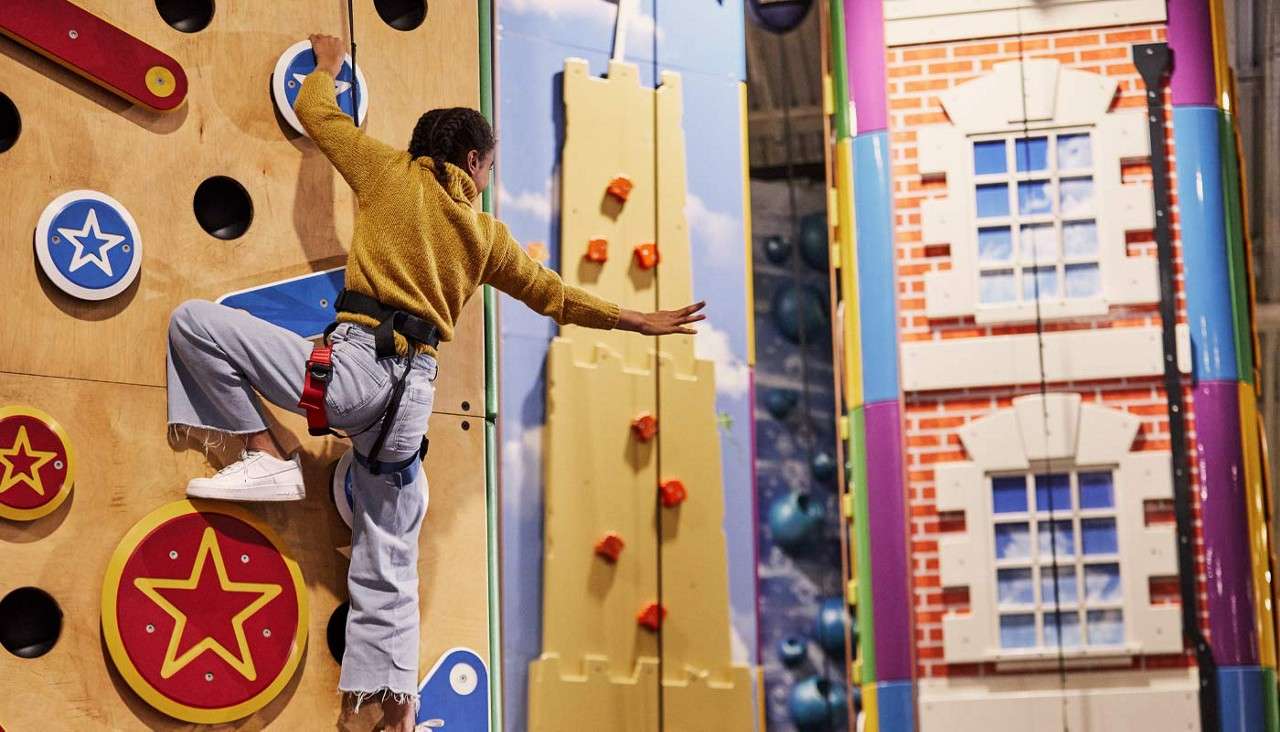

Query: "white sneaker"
(186, 451), (306, 502)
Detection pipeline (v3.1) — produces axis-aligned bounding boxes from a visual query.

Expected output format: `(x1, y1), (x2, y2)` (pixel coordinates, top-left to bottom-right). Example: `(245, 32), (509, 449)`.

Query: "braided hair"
(408, 107), (495, 184)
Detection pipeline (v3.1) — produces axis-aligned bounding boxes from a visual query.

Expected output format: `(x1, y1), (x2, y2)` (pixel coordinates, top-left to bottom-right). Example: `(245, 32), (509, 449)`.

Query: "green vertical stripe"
(1264, 668), (1280, 732)
(828, 0), (850, 141)
(1220, 111), (1254, 385)
(849, 406), (877, 682)
(478, 2), (503, 730)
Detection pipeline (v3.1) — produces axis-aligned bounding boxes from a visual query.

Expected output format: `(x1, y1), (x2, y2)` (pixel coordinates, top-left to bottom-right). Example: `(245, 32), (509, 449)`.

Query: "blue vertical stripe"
(854, 131), (901, 404)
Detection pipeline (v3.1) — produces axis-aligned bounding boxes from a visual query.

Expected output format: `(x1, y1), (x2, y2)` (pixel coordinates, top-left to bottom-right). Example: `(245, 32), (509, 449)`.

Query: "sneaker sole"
(185, 484), (306, 502)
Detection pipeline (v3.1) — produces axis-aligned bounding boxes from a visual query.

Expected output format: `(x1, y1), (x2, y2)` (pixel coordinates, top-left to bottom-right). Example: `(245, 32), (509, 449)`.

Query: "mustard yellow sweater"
(294, 70), (621, 355)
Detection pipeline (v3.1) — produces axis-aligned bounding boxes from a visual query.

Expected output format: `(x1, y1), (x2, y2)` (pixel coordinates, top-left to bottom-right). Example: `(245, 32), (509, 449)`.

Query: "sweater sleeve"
(294, 70), (399, 196)
(482, 218), (621, 330)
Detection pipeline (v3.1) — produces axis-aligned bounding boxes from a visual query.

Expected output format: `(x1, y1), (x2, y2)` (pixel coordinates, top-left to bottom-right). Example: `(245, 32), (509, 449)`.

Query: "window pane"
(1082, 518), (1119, 554)
(1044, 611), (1082, 648)
(977, 184), (1010, 218)
(1084, 563), (1122, 603)
(1000, 613), (1037, 648)
(1022, 266), (1059, 300)
(1060, 177), (1094, 217)
(1078, 472), (1115, 509)
(1058, 133), (1093, 170)
(979, 227), (1014, 263)
(1087, 609), (1125, 645)
(995, 522), (1031, 560)
(1063, 221), (1099, 257)
(998, 568), (1035, 605)
(1020, 224), (1058, 264)
(993, 476), (1028, 513)
(974, 140), (1007, 175)
(1037, 519), (1075, 558)
(1018, 180), (1053, 215)
(1035, 474), (1071, 512)
(980, 270), (1016, 304)
(1041, 565), (1079, 605)
(1015, 137), (1049, 172)
(1065, 263), (1101, 299)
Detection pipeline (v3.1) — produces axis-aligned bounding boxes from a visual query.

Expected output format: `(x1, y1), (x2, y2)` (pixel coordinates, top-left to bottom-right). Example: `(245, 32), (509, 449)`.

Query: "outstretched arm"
(482, 217), (707, 335)
(293, 34), (400, 196)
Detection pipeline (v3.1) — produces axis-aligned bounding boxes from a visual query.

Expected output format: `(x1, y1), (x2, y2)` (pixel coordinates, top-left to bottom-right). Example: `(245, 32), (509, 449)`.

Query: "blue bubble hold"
(788, 676), (846, 729)
(779, 635), (807, 667)
(763, 234), (792, 265)
(767, 491), (823, 550)
(799, 212), (829, 272)
(762, 388), (799, 420)
(772, 284), (828, 345)
(811, 451), (836, 482)
(815, 597), (851, 654)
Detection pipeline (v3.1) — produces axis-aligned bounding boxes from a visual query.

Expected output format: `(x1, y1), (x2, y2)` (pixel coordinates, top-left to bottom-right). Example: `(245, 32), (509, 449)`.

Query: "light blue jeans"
(166, 299), (436, 704)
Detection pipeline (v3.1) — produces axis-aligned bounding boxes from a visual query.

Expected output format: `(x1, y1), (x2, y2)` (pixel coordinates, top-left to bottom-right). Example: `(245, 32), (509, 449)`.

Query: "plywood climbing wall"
(527, 58), (754, 732)
(0, 2), (490, 729)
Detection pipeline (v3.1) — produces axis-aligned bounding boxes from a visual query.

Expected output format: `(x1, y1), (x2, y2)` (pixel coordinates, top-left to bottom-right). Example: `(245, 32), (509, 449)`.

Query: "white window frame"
(934, 393), (1181, 665)
(918, 60), (1156, 325)
(987, 469), (1128, 657)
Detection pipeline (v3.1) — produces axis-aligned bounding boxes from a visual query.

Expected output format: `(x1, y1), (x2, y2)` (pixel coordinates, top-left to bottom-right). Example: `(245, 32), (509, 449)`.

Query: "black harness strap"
(329, 288), (441, 475)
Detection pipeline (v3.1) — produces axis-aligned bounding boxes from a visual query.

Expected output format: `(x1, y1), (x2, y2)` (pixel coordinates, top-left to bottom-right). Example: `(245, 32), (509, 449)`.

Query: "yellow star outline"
(0, 425), (58, 497)
(133, 527), (282, 681)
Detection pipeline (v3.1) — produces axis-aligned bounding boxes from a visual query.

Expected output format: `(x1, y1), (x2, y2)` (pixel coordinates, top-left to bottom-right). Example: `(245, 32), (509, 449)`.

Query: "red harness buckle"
(298, 345), (333, 436)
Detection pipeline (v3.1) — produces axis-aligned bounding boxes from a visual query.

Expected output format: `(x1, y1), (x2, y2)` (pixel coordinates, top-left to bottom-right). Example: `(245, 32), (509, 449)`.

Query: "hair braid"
(408, 107), (495, 184)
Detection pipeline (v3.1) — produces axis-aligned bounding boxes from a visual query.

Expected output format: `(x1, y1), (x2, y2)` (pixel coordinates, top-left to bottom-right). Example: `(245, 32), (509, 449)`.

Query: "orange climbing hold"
(606, 176), (633, 202)
(659, 478), (686, 508)
(585, 237), (609, 263)
(631, 413), (658, 442)
(636, 602), (667, 631)
(594, 532), (625, 562)
(633, 243), (659, 270)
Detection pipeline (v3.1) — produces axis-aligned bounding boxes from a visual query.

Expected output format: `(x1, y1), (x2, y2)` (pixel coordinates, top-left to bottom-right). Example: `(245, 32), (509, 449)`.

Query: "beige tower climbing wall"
(526, 58), (753, 732)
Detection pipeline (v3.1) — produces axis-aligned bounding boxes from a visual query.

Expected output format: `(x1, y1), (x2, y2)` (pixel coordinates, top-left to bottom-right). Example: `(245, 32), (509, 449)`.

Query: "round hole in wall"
(460, 401), (471, 412)
(0, 92), (20, 153)
(0, 587), (63, 659)
(193, 176), (253, 240)
(326, 601), (349, 663)
(155, 0), (215, 33)
(461, 421), (470, 431)
(374, 0), (427, 31)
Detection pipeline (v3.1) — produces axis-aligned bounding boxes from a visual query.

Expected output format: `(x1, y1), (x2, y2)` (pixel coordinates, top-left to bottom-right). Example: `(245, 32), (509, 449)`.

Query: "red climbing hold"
(659, 478), (686, 508)
(585, 237), (609, 263)
(606, 176), (633, 202)
(594, 532), (625, 562)
(633, 243), (659, 270)
(631, 413), (658, 442)
(636, 602), (666, 631)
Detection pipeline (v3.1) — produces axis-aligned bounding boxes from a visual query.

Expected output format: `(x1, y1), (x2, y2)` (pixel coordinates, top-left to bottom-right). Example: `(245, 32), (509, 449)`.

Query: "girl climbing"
(165, 33), (705, 732)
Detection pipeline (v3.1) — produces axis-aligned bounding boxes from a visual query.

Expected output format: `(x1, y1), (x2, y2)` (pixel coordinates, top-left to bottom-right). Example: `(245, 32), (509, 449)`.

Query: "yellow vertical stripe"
(1240, 382), (1278, 668)
(1209, 0), (1233, 112)
(835, 139), (863, 409)
(861, 682), (879, 732)
(740, 81), (756, 367)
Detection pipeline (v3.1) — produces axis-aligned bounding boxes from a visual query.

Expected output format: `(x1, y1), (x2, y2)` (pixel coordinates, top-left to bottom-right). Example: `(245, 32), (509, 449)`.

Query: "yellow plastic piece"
(1239, 382), (1277, 668)
(862, 682), (880, 732)
(740, 81), (756, 367)
(835, 139), (864, 409)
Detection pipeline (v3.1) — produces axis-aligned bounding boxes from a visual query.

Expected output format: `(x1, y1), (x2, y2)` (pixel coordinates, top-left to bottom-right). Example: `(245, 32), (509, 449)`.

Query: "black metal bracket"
(1133, 40), (1220, 732)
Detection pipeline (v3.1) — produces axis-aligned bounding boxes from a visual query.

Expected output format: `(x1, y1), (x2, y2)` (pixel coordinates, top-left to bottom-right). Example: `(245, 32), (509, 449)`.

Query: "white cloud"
(685, 194), (739, 266)
(503, 0), (662, 48)
(498, 182), (554, 222)
(502, 426), (543, 491)
(695, 321), (749, 399)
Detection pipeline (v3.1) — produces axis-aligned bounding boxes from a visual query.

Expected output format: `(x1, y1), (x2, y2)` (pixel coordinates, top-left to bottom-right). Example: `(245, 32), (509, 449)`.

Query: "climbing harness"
(298, 289), (441, 475)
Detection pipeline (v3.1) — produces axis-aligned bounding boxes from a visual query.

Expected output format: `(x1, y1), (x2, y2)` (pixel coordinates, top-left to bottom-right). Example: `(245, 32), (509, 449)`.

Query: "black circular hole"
(193, 176), (253, 240)
(326, 601), (349, 663)
(0, 587), (62, 659)
(461, 401), (471, 412)
(155, 0), (215, 33)
(0, 92), (20, 153)
(374, 0), (427, 31)
(461, 421), (471, 431)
